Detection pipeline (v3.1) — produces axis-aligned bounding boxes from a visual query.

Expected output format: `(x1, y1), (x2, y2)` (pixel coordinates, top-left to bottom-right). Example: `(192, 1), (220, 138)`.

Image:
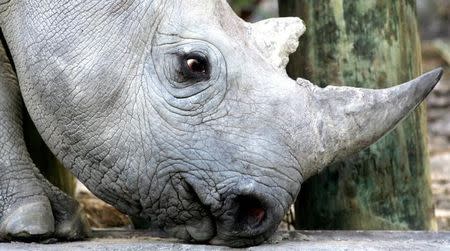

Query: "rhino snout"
(185, 180), (284, 247)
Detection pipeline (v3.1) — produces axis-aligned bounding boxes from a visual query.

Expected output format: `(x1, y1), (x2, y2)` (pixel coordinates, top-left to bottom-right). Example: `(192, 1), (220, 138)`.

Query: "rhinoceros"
(0, 0), (443, 247)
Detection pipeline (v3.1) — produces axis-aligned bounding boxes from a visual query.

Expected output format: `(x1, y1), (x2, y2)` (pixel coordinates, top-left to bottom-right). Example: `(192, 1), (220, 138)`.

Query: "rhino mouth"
(183, 179), (278, 247)
(182, 182), (217, 243)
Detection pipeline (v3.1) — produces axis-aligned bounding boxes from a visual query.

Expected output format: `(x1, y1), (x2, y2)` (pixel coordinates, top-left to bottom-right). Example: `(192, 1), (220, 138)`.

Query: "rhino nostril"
(235, 195), (266, 229)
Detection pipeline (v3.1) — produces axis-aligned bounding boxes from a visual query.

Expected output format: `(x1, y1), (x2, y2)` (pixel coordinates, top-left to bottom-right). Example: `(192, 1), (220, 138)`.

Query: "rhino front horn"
(300, 68), (443, 179)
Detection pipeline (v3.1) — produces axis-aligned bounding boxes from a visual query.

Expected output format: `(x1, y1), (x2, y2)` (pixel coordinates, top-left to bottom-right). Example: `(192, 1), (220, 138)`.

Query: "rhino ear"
(249, 17), (306, 70)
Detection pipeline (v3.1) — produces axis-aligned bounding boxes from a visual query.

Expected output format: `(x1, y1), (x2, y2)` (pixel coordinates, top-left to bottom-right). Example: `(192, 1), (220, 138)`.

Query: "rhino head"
(2, 0), (442, 247)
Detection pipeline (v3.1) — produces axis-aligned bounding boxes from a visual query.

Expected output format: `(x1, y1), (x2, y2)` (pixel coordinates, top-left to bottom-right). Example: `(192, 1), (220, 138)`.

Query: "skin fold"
(0, 0), (443, 247)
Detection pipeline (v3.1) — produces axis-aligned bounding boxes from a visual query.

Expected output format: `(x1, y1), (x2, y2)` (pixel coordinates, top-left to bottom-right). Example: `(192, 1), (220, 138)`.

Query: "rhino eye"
(187, 58), (206, 73)
(177, 52), (210, 82)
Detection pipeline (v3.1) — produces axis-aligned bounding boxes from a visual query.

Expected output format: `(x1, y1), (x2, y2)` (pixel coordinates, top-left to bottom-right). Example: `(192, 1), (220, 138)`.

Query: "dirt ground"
(76, 184), (131, 228)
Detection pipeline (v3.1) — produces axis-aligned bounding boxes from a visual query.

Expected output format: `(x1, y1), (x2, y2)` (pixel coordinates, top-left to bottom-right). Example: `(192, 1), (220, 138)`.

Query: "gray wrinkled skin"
(0, 0), (443, 247)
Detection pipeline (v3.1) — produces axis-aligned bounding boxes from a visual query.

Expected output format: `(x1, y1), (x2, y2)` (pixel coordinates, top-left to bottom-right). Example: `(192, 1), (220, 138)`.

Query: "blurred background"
(416, 0), (450, 231)
(75, 0), (450, 231)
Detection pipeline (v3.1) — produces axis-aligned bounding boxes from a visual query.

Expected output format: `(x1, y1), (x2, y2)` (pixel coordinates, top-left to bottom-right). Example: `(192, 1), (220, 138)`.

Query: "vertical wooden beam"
(23, 111), (76, 197)
(279, 0), (435, 230)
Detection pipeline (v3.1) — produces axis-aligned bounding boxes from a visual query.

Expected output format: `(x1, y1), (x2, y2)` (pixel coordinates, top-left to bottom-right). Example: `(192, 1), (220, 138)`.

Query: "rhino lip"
(184, 182), (218, 242)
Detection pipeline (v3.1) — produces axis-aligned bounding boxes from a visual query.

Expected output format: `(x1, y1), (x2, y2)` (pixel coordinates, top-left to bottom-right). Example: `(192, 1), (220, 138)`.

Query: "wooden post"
(23, 111), (76, 196)
(279, 0), (435, 230)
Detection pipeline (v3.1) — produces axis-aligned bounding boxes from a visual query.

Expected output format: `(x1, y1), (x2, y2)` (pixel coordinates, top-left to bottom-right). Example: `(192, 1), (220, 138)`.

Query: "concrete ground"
(0, 230), (449, 251)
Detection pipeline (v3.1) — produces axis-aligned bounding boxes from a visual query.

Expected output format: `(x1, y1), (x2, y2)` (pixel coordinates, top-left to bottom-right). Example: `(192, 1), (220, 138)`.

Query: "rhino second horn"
(249, 17), (306, 70)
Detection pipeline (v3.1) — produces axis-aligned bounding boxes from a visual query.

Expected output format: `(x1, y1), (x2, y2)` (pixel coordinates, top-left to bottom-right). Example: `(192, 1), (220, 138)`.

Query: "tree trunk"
(279, 0), (435, 230)
(23, 111), (76, 196)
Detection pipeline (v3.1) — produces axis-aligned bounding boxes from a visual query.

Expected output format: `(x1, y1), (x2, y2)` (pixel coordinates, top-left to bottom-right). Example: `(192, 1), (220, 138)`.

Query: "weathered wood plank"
(279, 0), (435, 230)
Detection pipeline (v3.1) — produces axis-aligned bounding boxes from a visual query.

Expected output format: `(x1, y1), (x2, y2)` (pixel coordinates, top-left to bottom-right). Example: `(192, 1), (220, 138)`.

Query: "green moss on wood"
(280, 0), (435, 230)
